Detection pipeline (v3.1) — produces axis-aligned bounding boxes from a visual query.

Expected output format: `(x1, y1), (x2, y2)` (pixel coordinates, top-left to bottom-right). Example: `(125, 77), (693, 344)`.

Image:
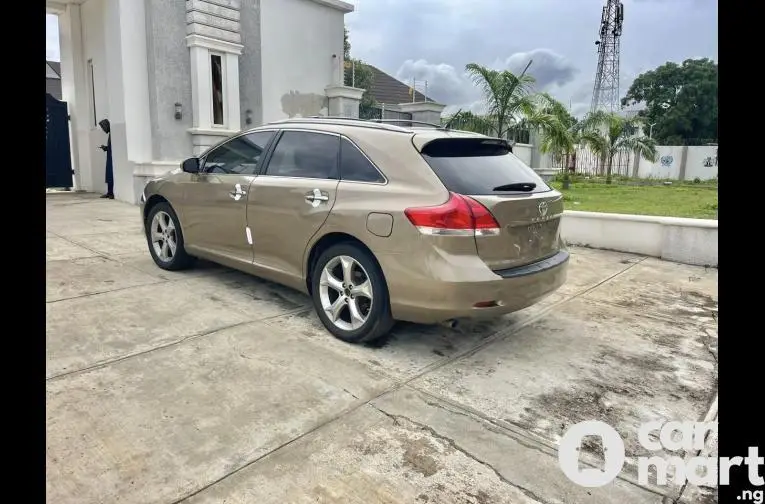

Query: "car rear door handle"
(305, 189), (329, 205)
(229, 183), (247, 200)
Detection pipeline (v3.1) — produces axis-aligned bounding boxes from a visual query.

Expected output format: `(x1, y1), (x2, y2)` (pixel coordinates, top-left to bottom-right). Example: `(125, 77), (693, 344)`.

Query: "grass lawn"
(549, 181), (718, 219)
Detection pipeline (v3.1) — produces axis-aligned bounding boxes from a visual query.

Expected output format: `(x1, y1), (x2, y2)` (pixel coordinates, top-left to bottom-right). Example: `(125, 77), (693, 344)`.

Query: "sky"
(46, 1), (717, 117)
(344, 0), (717, 116)
(46, 14), (59, 62)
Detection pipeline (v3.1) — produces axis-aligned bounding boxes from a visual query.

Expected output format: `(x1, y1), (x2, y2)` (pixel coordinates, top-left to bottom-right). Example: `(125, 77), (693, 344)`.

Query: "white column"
(101, 0), (154, 202)
(57, 5), (90, 191)
(225, 52), (241, 132)
(189, 45), (211, 130)
(118, 0), (153, 164)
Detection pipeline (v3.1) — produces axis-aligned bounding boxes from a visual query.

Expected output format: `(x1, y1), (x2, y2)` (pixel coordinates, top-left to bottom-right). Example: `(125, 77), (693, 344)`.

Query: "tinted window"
(265, 131), (339, 179)
(204, 131), (275, 175)
(421, 138), (551, 194)
(340, 138), (385, 183)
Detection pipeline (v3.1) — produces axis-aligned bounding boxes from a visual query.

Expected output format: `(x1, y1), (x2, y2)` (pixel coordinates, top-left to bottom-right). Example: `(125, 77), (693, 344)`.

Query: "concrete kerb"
(561, 211), (718, 267)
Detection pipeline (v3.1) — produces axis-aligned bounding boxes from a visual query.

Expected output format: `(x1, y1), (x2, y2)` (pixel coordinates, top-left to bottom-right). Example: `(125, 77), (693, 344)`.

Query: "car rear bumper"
(382, 250), (569, 325)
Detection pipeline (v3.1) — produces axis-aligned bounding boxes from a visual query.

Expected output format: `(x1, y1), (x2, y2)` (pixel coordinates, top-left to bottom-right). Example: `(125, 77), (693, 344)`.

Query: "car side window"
(340, 138), (385, 183)
(203, 131), (275, 175)
(264, 131), (339, 179)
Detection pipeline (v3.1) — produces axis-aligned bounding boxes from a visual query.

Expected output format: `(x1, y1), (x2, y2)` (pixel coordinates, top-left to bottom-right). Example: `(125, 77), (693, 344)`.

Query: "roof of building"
(367, 65), (437, 106)
(47, 61), (61, 79)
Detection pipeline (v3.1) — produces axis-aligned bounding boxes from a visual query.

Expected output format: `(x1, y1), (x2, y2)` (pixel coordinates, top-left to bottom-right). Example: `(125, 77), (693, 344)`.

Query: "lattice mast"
(590, 0), (624, 113)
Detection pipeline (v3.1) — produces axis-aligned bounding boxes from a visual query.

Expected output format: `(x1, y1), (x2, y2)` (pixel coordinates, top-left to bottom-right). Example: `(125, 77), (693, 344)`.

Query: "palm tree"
(536, 94), (581, 189)
(578, 110), (659, 184)
(460, 62), (542, 139)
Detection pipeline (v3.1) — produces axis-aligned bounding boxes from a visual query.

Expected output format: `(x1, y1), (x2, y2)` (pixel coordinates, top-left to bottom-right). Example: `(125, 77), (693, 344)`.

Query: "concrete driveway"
(46, 192), (718, 504)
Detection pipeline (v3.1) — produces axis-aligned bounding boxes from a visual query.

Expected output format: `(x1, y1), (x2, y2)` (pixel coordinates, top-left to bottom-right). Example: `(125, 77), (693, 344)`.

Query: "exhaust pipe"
(440, 319), (459, 330)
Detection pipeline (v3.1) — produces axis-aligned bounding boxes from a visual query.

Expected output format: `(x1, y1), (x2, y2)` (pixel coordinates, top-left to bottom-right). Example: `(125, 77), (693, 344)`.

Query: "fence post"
(678, 145), (689, 181)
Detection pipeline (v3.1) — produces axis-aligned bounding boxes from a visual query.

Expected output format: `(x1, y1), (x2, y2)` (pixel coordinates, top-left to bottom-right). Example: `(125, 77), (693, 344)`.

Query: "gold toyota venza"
(140, 118), (569, 343)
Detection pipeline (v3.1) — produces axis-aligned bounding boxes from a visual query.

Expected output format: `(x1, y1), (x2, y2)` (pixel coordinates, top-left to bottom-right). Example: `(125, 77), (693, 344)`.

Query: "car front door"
(182, 130), (277, 266)
(247, 129), (341, 287)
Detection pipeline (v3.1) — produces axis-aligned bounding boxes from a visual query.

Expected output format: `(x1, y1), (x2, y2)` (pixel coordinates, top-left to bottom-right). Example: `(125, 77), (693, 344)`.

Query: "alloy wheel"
(319, 255), (373, 331)
(150, 211), (177, 263)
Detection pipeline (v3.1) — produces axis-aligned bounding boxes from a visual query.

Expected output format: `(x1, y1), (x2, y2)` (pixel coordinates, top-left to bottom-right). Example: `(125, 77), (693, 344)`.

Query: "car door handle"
(229, 183), (247, 200)
(305, 189), (329, 203)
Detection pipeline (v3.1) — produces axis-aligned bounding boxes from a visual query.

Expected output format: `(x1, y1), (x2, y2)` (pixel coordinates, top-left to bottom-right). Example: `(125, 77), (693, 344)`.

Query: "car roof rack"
(270, 116), (448, 131)
(367, 119), (445, 129)
(267, 116), (414, 133)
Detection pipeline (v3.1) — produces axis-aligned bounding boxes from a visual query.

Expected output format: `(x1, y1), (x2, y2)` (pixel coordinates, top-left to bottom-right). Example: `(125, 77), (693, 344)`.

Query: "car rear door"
(247, 129), (341, 286)
(418, 136), (564, 271)
(181, 130), (277, 265)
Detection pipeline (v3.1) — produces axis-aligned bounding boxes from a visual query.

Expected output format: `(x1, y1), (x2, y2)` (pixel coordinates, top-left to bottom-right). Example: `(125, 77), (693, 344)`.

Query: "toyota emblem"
(538, 201), (549, 217)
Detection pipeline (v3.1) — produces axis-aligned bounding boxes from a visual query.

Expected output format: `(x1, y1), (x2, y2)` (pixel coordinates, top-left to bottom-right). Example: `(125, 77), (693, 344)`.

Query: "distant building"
(360, 65), (446, 124)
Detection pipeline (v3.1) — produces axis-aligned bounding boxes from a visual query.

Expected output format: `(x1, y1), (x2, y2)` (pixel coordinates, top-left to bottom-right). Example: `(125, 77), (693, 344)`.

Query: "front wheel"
(311, 243), (394, 344)
(145, 202), (195, 271)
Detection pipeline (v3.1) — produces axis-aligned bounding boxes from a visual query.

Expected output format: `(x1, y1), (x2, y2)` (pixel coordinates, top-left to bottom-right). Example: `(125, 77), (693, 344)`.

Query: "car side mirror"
(181, 157), (200, 173)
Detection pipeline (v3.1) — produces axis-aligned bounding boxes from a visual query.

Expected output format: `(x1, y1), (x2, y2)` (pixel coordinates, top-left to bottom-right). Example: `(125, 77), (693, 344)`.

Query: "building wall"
(145, 0), (194, 162)
(239, 0), (264, 128)
(259, 0), (345, 123)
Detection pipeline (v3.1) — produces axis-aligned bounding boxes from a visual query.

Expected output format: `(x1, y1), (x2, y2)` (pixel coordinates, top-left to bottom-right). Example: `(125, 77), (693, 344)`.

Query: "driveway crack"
(367, 403), (552, 504)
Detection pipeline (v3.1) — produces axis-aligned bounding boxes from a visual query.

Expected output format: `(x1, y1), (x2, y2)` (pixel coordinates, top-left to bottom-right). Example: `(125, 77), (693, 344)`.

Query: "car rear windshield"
(420, 138), (551, 195)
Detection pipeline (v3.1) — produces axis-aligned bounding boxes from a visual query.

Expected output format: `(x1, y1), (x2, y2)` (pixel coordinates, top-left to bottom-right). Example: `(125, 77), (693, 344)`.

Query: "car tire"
(311, 242), (394, 344)
(145, 202), (195, 271)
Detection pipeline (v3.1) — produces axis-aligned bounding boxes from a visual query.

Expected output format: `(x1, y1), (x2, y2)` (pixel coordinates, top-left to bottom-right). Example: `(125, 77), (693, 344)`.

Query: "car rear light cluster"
(404, 192), (501, 236)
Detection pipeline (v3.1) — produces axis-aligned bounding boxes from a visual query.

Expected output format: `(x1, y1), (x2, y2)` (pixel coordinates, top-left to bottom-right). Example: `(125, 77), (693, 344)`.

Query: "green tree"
(343, 27), (376, 108)
(445, 63), (559, 143)
(578, 110), (659, 184)
(536, 93), (581, 189)
(621, 58), (718, 144)
(462, 63), (538, 139)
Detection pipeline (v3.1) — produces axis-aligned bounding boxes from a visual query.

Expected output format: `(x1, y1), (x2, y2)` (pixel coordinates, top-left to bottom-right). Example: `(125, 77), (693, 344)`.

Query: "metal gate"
(46, 93), (74, 189)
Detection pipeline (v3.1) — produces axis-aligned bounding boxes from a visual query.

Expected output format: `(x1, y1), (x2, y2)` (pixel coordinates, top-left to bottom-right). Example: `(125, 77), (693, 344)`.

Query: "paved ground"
(46, 192), (718, 504)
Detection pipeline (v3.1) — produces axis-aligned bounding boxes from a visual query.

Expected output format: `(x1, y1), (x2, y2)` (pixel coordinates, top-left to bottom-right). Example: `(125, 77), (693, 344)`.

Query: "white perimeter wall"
(259, 0), (346, 123)
(637, 145), (718, 180)
(513, 143), (533, 167)
(530, 144), (718, 181)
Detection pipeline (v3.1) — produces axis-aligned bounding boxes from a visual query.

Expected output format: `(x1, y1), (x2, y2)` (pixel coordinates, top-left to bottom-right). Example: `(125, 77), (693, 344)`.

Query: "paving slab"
(187, 269), (314, 317)
(46, 236), (100, 261)
(114, 253), (230, 281)
(582, 257), (718, 327)
(411, 296), (717, 489)
(46, 321), (394, 504)
(46, 255), (161, 302)
(184, 388), (664, 504)
(184, 398), (547, 504)
(67, 231), (151, 257)
(46, 277), (253, 378)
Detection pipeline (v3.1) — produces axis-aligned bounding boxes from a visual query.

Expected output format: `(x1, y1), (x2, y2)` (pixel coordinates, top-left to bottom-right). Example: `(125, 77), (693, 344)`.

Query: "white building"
(46, 0), (362, 204)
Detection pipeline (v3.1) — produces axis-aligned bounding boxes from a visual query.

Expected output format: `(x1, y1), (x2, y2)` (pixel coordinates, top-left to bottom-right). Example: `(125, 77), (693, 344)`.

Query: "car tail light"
(404, 192), (501, 236)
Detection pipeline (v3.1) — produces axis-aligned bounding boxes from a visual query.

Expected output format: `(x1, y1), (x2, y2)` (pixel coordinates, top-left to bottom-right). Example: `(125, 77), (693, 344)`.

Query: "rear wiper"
(493, 182), (536, 192)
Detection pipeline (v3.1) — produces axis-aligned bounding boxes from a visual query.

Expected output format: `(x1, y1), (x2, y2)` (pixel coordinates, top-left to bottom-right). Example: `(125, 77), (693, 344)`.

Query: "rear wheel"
(311, 243), (394, 343)
(145, 202), (195, 271)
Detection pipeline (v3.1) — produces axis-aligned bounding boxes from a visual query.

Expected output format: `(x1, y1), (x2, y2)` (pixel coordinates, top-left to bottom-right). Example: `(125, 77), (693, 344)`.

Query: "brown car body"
(140, 118), (568, 333)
